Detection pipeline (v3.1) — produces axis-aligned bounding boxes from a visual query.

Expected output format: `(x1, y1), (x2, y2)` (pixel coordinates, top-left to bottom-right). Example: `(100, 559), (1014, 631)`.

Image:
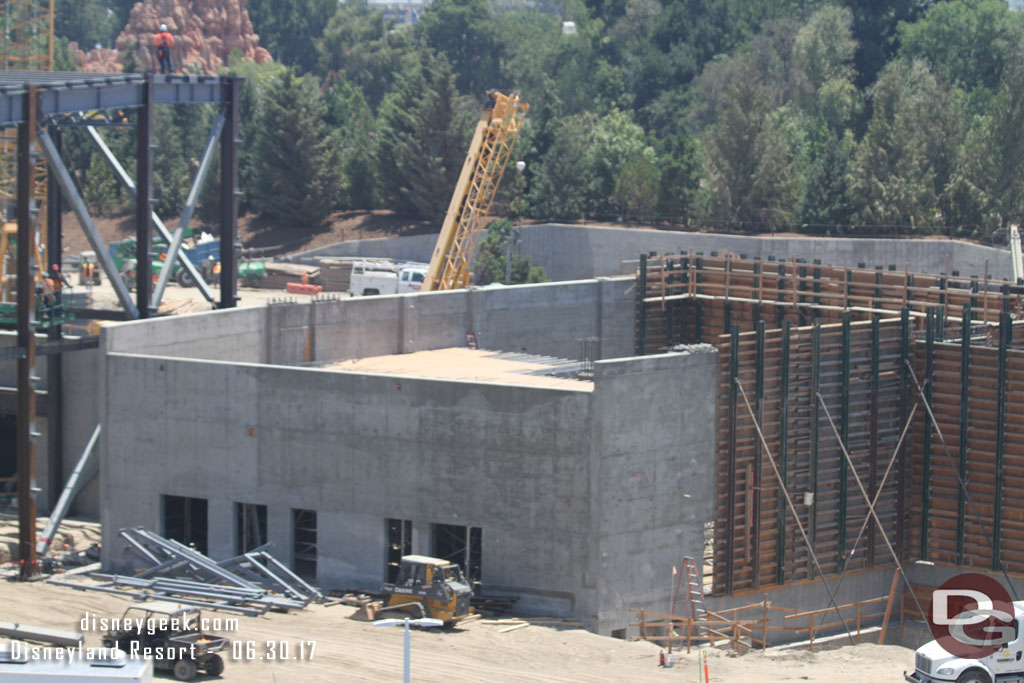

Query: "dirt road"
(0, 579), (914, 682)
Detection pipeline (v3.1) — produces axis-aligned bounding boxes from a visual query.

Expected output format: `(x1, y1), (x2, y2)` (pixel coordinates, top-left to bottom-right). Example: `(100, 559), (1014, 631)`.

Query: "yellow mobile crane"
(422, 90), (528, 292)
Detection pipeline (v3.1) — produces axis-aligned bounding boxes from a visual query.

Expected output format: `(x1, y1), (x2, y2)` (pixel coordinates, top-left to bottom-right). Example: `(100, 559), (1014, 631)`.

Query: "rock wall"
(73, 0), (271, 74)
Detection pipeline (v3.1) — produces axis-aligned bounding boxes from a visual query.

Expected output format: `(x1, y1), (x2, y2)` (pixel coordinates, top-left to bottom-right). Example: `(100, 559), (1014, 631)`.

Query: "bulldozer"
(368, 555), (474, 625)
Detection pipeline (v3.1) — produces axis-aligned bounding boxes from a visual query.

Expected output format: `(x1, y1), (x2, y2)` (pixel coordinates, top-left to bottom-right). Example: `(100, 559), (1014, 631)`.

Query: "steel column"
(16, 87), (38, 578)
(993, 312), (1010, 571)
(219, 76), (240, 309)
(135, 76), (153, 316)
(45, 125), (62, 512)
(956, 305), (970, 565)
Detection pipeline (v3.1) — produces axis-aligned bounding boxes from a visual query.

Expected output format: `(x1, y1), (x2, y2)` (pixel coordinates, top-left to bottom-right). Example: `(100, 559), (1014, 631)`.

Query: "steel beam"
(809, 320), (820, 578)
(753, 320), (765, 589)
(36, 129), (138, 318)
(37, 424), (100, 557)
(85, 126), (214, 304)
(151, 113), (225, 308)
(725, 325), (739, 594)
(16, 88), (38, 578)
(135, 77), (153, 317)
(838, 312), (851, 564)
(896, 307), (910, 558)
(868, 316), (880, 567)
(220, 76), (240, 309)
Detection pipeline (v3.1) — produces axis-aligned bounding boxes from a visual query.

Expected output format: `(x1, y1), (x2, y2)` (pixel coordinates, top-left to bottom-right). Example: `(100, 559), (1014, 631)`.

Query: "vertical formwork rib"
(921, 308), (935, 559)
(45, 124), (62, 510)
(993, 312), (1010, 571)
(777, 320), (791, 584)
(956, 305), (970, 565)
(725, 325), (739, 594)
(868, 316), (880, 567)
(838, 313), (851, 564)
(753, 320), (765, 589)
(897, 307), (910, 559)
(636, 253), (647, 355)
(809, 320), (821, 578)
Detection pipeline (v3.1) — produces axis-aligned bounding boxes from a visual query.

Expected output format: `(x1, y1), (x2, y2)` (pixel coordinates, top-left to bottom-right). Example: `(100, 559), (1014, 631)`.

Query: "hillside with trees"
(53, 0), (1024, 240)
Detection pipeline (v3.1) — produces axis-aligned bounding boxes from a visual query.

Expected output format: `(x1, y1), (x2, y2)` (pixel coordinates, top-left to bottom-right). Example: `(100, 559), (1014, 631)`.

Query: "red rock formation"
(68, 43), (124, 73)
(72, 0), (272, 75)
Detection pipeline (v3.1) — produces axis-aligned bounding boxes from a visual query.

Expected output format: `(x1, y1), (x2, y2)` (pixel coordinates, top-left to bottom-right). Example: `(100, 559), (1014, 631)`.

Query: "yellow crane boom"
(422, 90), (528, 292)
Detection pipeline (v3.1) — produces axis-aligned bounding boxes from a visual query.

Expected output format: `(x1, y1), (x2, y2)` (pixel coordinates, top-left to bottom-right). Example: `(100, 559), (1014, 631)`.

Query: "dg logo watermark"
(929, 573), (1015, 658)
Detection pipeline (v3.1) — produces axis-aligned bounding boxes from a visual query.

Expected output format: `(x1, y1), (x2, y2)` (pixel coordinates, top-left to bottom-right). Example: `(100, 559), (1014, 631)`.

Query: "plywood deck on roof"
(326, 347), (593, 391)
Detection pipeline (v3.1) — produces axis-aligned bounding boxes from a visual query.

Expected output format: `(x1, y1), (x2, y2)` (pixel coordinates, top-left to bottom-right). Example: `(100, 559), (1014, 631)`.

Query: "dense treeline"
(57, 0), (1024, 239)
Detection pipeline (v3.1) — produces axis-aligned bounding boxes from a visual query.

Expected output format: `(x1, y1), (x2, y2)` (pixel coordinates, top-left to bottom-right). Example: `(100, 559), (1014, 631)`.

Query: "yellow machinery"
(422, 90), (528, 292)
(376, 555), (474, 624)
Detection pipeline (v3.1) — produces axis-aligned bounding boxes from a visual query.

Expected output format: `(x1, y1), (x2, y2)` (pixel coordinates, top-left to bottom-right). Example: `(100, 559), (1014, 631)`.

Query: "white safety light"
(562, 21), (577, 35)
(515, 160), (526, 172)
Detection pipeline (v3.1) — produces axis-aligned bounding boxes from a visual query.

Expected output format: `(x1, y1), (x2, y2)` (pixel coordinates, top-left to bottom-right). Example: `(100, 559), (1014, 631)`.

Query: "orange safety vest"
(154, 32), (174, 49)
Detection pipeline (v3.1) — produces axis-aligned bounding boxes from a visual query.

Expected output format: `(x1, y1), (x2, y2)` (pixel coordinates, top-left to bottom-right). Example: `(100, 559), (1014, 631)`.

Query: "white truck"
(906, 601), (1024, 683)
(349, 260), (427, 296)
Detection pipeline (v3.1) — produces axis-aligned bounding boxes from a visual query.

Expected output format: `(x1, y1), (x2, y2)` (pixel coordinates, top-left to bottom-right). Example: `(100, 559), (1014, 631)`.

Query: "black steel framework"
(4, 71), (241, 577)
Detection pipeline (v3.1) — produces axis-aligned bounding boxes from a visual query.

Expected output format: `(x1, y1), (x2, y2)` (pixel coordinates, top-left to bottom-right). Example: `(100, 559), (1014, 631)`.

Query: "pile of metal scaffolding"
(48, 528), (323, 616)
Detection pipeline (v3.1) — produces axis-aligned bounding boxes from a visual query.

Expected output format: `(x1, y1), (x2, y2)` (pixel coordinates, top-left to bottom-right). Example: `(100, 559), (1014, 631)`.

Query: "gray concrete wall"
(101, 353), (598, 623)
(290, 224), (1014, 282)
(264, 277), (635, 366)
(103, 306), (268, 363)
(590, 347), (718, 635)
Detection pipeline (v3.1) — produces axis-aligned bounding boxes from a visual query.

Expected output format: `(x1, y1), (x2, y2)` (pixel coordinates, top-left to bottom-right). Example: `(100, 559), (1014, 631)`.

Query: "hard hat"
(160, 24), (167, 32)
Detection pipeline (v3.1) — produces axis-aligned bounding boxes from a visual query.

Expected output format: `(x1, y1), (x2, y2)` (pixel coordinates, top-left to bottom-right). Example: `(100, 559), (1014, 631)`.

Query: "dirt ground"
(0, 577), (914, 682)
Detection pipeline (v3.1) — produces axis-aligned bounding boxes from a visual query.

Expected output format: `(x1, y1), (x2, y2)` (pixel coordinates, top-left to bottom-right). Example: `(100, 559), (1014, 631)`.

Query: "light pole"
(373, 617), (444, 683)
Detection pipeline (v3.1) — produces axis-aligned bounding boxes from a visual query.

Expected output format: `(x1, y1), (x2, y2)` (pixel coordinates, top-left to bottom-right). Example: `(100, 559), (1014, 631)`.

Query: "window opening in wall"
(235, 502), (268, 555)
(386, 518), (412, 583)
(292, 508), (317, 580)
(431, 523), (482, 593)
(162, 494), (208, 555)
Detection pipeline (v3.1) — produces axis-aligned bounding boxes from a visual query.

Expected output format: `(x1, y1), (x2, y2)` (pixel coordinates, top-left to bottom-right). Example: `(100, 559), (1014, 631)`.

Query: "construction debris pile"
(49, 527), (322, 616)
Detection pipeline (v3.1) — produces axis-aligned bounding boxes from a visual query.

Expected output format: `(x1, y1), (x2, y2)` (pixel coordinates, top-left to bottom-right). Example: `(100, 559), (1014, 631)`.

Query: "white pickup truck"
(349, 261), (427, 296)
(906, 601), (1024, 683)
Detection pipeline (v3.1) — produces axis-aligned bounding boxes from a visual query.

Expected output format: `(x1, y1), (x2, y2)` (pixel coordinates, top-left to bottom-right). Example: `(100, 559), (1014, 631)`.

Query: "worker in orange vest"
(154, 24), (174, 74)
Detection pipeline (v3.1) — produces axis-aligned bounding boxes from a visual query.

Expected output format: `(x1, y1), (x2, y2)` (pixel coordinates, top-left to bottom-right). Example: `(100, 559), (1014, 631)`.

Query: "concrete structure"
(290, 224), (1016, 282)
(96, 279), (715, 634)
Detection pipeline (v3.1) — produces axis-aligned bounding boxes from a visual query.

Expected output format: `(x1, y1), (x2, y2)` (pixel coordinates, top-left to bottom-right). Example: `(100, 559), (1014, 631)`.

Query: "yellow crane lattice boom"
(423, 90), (528, 292)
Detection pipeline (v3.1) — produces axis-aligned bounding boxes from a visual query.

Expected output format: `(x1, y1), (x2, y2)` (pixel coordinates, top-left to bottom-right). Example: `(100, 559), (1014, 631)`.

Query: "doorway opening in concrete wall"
(162, 494), (208, 555)
(292, 508), (317, 580)
(0, 414), (14, 478)
(385, 518), (412, 583)
(431, 523), (481, 593)
(235, 502), (267, 554)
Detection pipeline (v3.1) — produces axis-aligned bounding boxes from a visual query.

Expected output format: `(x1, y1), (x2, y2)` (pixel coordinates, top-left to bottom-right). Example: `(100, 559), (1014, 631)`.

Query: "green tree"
(849, 59), (963, 233)
(700, 62), (797, 230)
(246, 0), (338, 73)
(898, 0), (1021, 97)
(655, 128), (701, 223)
(613, 151), (661, 220)
(844, 0), (933, 88)
(376, 51), (470, 220)
(323, 73), (379, 209)
(526, 113), (597, 220)
(416, 0), (502, 95)
(584, 108), (654, 216)
(54, 0), (117, 49)
(798, 130), (856, 233)
(472, 219), (546, 285)
(249, 70), (343, 225)
(317, 0), (413, 111)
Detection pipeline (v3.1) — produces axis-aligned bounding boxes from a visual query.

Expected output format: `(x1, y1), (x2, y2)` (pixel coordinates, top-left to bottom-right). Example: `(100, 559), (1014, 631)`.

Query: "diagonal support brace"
(36, 129), (139, 318)
(151, 112), (225, 308)
(85, 125), (216, 306)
